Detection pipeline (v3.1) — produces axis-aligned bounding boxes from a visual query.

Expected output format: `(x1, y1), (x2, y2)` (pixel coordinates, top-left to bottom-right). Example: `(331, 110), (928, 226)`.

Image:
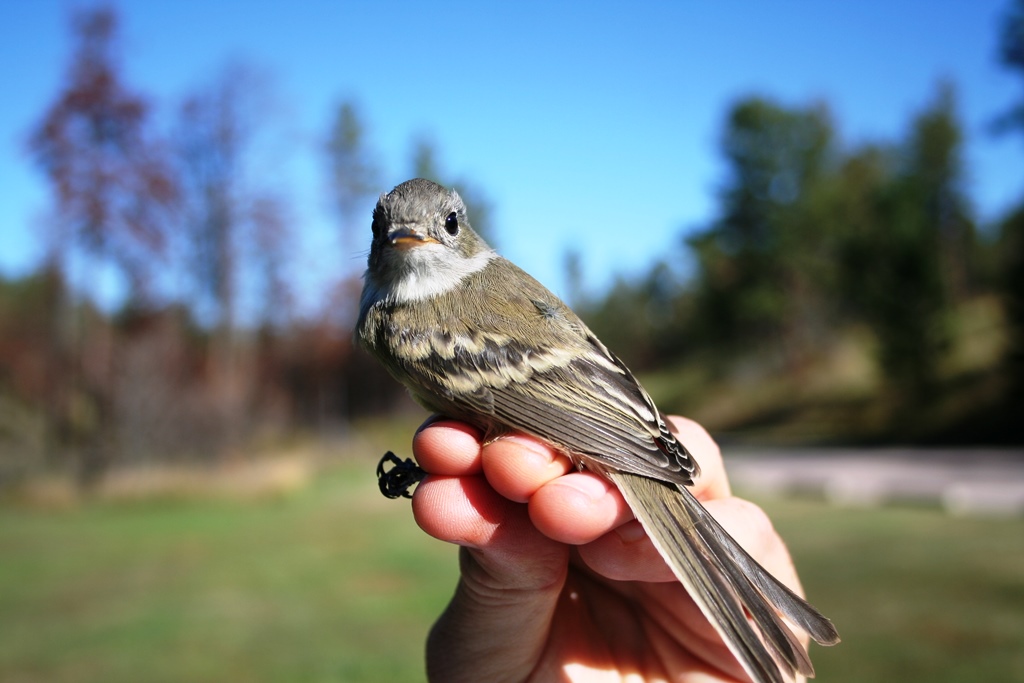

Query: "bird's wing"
(405, 270), (697, 485)
(487, 338), (697, 485)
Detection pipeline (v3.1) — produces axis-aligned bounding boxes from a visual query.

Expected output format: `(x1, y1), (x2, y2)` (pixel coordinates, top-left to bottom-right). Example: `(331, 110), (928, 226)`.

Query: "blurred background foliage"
(1, 4), (1022, 490)
(1, 3), (1024, 682)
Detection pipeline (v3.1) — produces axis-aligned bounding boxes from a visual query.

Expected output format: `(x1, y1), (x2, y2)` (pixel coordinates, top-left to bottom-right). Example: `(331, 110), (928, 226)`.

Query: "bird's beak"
(388, 226), (439, 249)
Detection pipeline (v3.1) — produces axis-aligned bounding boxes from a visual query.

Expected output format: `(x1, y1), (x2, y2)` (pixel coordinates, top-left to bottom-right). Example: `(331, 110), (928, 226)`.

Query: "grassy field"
(0, 461), (458, 683)
(759, 496), (1024, 682)
(1, 457), (1022, 682)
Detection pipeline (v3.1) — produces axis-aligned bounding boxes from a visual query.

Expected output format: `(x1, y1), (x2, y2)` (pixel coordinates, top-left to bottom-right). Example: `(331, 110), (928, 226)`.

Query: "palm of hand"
(412, 417), (804, 683)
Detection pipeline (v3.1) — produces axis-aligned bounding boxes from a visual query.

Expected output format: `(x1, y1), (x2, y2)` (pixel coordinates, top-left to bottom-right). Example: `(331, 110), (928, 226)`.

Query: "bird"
(356, 177), (840, 683)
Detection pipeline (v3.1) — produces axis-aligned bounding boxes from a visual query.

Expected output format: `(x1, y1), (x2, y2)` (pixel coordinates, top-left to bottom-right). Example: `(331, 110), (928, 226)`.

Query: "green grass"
(1, 461), (1022, 682)
(0, 462), (458, 683)
(758, 495), (1024, 682)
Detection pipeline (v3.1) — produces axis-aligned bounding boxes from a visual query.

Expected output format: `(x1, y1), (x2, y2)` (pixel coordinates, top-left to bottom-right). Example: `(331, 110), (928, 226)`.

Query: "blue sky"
(1, 1), (1021, 311)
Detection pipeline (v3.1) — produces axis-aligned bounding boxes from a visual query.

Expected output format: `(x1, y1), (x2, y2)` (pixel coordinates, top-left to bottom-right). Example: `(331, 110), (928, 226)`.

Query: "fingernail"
(495, 435), (556, 464)
(415, 417), (484, 443)
(559, 474), (611, 502)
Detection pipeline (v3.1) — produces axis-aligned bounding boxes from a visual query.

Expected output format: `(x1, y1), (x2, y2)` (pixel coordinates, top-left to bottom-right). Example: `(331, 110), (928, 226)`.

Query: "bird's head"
(363, 178), (495, 304)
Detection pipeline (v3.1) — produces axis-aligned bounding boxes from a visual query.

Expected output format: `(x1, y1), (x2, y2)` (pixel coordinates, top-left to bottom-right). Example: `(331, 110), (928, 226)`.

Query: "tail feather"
(608, 471), (839, 683)
(696, 519), (817, 677)
(685, 480), (841, 648)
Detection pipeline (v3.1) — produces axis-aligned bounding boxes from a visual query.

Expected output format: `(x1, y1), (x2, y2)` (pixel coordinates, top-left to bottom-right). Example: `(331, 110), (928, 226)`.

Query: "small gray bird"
(357, 178), (839, 683)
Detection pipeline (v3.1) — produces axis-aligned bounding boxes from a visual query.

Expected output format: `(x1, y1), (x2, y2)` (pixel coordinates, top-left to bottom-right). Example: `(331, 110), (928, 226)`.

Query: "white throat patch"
(363, 244), (497, 309)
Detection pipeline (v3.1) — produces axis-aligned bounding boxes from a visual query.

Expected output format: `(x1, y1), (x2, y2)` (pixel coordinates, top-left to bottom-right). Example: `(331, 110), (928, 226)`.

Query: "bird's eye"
(444, 212), (459, 236)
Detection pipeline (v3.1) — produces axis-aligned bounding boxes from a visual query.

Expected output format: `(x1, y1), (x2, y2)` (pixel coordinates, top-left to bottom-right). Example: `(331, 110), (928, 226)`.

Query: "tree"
(316, 100), (380, 434)
(908, 82), (975, 300)
(994, 0), (1024, 135)
(173, 62), (292, 455)
(28, 6), (177, 483)
(688, 97), (836, 365)
(994, 0), (1024, 398)
(997, 206), (1024, 396)
(325, 100), (380, 266)
(841, 85), (970, 402)
(29, 7), (177, 303)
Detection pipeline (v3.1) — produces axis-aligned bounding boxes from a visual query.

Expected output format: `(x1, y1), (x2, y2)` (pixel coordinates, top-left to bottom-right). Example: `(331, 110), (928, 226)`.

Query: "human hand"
(410, 415), (807, 683)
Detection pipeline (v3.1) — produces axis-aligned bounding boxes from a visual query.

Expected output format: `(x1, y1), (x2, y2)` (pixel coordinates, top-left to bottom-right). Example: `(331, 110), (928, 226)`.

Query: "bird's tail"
(608, 471), (840, 683)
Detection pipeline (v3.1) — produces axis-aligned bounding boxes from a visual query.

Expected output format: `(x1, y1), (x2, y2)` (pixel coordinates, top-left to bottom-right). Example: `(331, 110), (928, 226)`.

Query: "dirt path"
(724, 447), (1024, 516)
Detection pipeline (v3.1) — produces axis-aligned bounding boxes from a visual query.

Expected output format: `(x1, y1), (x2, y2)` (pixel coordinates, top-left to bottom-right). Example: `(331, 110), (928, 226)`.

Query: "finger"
(576, 520), (678, 583)
(411, 474), (526, 548)
(527, 471), (634, 545)
(412, 473), (570, 593)
(412, 418), (483, 476)
(667, 415), (731, 501)
(480, 435), (573, 503)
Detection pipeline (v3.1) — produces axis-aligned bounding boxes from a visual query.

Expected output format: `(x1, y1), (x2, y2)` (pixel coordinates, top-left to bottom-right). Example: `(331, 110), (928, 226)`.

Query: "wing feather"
(362, 257), (697, 485)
